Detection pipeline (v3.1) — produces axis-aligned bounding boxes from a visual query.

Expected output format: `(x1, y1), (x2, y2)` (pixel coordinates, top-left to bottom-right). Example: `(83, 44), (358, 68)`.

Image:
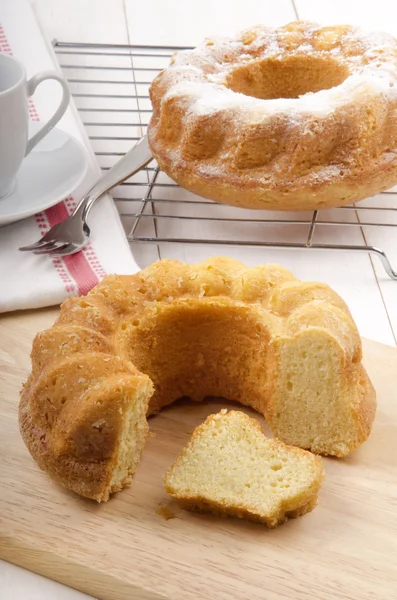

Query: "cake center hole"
(225, 56), (349, 100)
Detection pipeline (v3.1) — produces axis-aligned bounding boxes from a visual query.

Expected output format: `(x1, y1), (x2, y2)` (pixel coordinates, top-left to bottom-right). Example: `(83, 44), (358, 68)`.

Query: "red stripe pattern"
(1, 22), (107, 299)
(28, 98), (40, 122)
(45, 200), (101, 295)
(0, 24), (12, 54)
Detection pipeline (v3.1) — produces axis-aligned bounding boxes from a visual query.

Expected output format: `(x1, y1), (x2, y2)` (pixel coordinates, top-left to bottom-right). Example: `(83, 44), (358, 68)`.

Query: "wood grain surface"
(0, 308), (397, 600)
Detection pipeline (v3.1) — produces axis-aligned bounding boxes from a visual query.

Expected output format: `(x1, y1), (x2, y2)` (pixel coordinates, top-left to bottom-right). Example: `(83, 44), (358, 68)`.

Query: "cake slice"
(164, 410), (325, 527)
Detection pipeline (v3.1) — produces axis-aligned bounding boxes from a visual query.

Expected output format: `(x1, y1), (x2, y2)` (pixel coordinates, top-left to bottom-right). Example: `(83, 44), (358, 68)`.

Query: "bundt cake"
(20, 257), (376, 502)
(164, 409), (325, 527)
(148, 21), (397, 210)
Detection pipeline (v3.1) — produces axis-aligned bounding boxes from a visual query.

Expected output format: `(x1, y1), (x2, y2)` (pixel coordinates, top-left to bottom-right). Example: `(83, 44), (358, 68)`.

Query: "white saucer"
(0, 123), (88, 226)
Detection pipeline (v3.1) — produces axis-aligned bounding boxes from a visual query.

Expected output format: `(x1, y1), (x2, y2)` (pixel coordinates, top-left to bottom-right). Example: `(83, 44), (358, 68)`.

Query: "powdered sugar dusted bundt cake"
(20, 258), (376, 501)
(148, 21), (397, 210)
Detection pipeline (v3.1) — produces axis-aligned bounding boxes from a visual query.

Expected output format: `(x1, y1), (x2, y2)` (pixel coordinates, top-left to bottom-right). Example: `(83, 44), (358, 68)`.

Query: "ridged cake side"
(20, 258), (376, 501)
(148, 21), (397, 210)
(20, 304), (153, 502)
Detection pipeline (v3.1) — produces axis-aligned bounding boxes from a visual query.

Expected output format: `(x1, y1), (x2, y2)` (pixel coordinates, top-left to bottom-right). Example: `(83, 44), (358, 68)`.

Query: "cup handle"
(25, 71), (70, 156)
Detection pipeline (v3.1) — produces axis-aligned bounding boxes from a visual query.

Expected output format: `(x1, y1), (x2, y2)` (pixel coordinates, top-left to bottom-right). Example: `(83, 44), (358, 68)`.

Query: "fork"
(19, 135), (152, 256)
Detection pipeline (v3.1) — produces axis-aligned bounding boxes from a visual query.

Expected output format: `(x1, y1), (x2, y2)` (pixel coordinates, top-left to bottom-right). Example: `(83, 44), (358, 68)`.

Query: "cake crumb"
(156, 505), (176, 520)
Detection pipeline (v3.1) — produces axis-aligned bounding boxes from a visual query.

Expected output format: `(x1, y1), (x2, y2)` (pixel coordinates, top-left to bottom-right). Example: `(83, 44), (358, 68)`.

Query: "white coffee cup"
(0, 53), (70, 198)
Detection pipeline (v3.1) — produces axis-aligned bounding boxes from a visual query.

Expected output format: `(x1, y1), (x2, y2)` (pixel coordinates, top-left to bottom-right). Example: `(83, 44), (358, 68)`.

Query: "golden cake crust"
(148, 21), (397, 210)
(20, 354), (153, 502)
(20, 258), (376, 501)
(164, 410), (325, 527)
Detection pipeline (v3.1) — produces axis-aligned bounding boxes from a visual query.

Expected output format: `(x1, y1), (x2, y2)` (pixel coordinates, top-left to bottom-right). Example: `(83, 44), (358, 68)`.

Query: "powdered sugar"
(161, 22), (397, 125)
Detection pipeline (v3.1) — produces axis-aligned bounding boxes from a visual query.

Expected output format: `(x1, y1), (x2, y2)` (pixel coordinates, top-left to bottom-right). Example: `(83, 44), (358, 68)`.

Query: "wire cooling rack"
(54, 41), (397, 280)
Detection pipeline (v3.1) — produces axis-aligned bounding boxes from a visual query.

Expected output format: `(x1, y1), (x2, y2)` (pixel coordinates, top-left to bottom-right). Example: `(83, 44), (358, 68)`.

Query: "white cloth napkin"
(0, 0), (139, 313)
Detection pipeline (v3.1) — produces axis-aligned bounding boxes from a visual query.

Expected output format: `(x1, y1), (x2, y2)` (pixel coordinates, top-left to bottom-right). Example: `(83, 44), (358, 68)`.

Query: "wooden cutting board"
(1, 308), (397, 600)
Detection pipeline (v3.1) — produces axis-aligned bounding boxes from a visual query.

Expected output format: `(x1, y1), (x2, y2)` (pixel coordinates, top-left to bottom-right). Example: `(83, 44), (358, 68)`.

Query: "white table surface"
(2, 0), (397, 598)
